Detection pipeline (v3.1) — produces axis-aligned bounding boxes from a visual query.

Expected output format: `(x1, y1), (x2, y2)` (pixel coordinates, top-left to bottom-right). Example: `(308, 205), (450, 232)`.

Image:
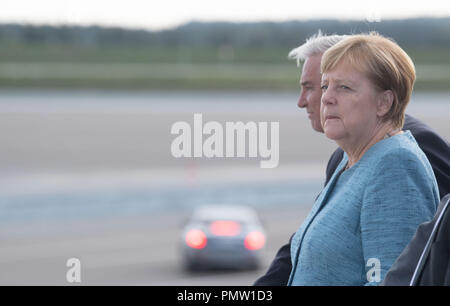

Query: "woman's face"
(320, 62), (381, 146)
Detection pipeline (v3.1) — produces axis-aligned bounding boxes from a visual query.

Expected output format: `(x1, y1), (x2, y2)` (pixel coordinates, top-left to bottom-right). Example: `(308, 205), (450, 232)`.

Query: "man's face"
(298, 53), (324, 133)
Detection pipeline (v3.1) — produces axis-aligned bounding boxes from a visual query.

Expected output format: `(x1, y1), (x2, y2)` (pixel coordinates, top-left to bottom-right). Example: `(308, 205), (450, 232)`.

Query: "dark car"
(180, 205), (266, 271)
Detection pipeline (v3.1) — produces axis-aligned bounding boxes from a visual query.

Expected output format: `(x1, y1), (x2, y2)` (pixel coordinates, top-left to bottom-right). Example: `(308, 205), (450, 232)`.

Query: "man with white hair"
(288, 31), (347, 133)
(253, 31), (450, 286)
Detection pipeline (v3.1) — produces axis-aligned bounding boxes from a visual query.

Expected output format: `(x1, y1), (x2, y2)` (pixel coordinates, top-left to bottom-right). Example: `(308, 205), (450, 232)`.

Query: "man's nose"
(297, 91), (307, 108)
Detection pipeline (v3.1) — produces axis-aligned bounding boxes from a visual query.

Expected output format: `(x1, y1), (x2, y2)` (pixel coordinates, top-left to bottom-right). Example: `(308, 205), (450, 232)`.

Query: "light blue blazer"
(288, 131), (440, 286)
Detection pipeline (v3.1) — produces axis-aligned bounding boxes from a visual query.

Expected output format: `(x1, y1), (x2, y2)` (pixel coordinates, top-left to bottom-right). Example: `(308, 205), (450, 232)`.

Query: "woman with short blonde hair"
(321, 32), (416, 129)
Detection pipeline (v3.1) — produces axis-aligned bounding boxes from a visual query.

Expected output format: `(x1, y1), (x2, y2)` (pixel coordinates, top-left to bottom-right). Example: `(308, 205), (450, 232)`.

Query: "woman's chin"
(324, 129), (344, 140)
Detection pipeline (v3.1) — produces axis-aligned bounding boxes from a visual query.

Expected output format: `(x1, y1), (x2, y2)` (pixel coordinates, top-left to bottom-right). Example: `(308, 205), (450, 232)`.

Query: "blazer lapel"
(288, 154), (348, 285)
(310, 154), (348, 217)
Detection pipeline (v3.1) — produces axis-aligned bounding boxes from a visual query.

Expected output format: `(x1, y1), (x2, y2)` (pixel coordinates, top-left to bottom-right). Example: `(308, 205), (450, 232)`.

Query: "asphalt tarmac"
(0, 205), (312, 285)
(0, 90), (448, 285)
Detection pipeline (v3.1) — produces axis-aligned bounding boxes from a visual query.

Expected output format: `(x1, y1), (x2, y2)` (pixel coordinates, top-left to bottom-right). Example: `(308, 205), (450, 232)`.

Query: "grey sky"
(1, 0), (450, 30)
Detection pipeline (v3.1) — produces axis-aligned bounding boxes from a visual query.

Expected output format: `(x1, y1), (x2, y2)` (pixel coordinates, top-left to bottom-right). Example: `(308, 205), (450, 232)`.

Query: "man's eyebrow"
(300, 81), (313, 86)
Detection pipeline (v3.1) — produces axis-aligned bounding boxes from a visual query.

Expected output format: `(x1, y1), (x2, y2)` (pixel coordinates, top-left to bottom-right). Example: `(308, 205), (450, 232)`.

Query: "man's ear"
(377, 90), (394, 117)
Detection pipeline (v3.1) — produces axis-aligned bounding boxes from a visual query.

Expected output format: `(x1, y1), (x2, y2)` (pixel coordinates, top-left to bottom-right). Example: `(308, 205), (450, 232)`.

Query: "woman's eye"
(341, 85), (351, 90)
(321, 85), (328, 91)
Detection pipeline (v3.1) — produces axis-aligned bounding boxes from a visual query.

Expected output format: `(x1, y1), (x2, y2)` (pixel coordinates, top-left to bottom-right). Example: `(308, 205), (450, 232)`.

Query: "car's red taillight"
(185, 229), (207, 249)
(244, 231), (266, 250)
(210, 220), (241, 236)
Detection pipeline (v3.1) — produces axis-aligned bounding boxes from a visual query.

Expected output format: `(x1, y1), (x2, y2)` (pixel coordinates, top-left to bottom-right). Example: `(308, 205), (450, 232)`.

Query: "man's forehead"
(301, 55), (322, 83)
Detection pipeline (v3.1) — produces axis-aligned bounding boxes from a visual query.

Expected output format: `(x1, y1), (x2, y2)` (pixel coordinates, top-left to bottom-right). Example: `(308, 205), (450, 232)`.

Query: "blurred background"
(0, 1), (449, 285)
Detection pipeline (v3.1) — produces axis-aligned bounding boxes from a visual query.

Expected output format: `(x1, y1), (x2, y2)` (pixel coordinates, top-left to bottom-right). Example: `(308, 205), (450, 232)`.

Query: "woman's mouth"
(325, 115), (340, 120)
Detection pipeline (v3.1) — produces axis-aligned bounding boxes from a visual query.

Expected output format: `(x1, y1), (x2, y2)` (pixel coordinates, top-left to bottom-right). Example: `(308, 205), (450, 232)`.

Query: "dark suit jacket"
(381, 193), (450, 285)
(413, 194), (450, 285)
(254, 114), (450, 286)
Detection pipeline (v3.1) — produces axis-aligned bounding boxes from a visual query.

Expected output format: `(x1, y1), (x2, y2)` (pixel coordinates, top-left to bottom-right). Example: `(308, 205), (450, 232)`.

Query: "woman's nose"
(321, 88), (336, 105)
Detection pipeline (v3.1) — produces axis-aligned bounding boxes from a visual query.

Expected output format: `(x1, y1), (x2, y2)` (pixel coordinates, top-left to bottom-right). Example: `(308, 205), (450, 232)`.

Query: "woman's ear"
(377, 90), (394, 117)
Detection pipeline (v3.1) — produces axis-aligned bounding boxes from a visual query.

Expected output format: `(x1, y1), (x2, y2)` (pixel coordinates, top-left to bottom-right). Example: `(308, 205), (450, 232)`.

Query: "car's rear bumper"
(183, 246), (263, 270)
